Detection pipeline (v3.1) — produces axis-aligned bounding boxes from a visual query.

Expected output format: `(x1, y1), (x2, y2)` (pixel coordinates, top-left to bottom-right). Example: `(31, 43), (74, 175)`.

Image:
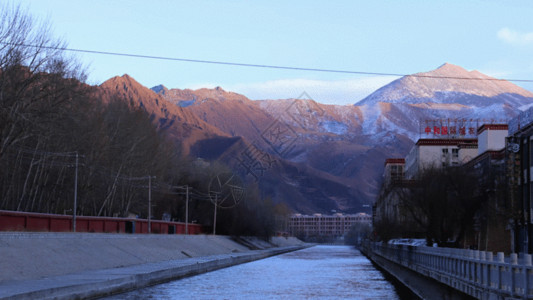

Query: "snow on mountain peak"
(356, 63), (533, 106)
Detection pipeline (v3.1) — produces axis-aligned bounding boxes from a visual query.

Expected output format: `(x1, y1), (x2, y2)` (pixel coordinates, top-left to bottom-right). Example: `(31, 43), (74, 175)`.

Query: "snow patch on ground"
(519, 102), (533, 111)
(321, 121), (348, 135)
(178, 100), (196, 107)
(360, 104), (381, 135)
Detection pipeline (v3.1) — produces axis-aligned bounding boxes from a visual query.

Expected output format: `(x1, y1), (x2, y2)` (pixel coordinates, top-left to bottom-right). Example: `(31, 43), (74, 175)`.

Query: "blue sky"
(17, 0), (533, 105)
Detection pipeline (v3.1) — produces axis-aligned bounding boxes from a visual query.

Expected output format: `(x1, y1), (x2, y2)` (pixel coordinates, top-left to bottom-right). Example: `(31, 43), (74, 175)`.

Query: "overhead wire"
(4, 147), (85, 167)
(2, 42), (533, 83)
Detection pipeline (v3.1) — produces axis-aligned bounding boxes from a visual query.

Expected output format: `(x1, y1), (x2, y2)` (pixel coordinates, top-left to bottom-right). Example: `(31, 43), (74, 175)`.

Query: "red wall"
(0, 210), (203, 235)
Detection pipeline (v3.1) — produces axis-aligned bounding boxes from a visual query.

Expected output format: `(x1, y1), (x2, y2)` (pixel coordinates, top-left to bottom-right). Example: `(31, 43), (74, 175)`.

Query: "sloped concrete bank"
(0, 233), (309, 299)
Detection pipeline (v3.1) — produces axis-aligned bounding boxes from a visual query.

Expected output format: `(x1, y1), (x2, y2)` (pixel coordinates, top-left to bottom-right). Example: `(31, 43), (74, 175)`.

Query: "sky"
(14, 0), (533, 105)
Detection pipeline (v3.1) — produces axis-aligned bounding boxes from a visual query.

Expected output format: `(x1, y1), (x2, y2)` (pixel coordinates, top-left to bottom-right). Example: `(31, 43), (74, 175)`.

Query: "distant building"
(289, 213), (371, 238)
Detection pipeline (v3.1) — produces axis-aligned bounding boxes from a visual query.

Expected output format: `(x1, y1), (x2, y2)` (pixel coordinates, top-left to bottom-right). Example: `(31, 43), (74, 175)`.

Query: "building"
(374, 158), (407, 227)
(477, 124), (508, 154)
(289, 213), (371, 239)
(508, 109), (533, 254)
(462, 124), (510, 252)
(405, 138), (478, 179)
(373, 157), (422, 240)
(374, 123), (517, 251)
(383, 158), (405, 185)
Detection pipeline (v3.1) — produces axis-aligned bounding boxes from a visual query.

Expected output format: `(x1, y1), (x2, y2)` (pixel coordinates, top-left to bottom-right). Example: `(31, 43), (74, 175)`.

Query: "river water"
(104, 245), (410, 299)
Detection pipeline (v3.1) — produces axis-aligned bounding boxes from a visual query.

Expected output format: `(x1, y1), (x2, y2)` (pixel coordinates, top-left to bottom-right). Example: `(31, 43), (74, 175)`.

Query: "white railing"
(363, 242), (533, 299)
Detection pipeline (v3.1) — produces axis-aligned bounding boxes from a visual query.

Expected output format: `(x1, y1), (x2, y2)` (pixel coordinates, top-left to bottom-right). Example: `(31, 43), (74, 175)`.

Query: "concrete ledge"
(0, 245), (309, 300)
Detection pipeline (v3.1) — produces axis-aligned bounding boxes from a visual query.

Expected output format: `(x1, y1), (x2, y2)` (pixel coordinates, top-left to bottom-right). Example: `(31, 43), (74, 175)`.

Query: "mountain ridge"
(127, 63), (533, 213)
(99, 74), (229, 153)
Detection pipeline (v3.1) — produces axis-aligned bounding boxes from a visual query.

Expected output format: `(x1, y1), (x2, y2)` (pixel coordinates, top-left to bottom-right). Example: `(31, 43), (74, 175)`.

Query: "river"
(103, 245), (413, 299)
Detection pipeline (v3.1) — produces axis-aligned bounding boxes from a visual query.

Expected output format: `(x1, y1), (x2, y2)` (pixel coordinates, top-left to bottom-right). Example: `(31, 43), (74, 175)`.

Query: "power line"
(3, 41), (533, 83)
(13, 146), (81, 157)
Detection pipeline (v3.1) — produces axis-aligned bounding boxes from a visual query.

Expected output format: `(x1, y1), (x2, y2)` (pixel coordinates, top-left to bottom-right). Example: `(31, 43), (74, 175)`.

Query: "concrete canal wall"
(0, 233), (308, 299)
(361, 242), (533, 300)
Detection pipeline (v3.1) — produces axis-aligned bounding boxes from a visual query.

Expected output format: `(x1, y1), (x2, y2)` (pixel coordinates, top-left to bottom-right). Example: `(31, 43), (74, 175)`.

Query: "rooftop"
(477, 124), (508, 135)
(416, 138), (478, 146)
(384, 158), (405, 165)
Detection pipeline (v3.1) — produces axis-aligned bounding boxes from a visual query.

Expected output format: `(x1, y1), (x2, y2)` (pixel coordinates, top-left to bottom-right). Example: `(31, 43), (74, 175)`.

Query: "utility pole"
(148, 176), (152, 234)
(213, 193), (217, 235)
(185, 185), (189, 235)
(13, 148), (84, 232)
(119, 174), (155, 233)
(170, 185), (191, 234)
(73, 152), (78, 232)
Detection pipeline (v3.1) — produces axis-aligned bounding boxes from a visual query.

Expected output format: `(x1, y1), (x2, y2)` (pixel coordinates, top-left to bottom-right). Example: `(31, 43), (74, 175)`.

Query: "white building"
(476, 124), (508, 155)
(404, 138), (478, 179)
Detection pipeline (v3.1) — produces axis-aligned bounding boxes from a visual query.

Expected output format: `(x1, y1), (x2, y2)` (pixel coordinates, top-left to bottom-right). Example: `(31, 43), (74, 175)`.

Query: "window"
(452, 148), (459, 158)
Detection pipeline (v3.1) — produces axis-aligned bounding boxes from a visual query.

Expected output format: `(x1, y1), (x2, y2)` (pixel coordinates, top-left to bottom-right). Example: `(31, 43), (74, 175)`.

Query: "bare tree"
(0, 3), (87, 158)
(375, 166), (484, 247)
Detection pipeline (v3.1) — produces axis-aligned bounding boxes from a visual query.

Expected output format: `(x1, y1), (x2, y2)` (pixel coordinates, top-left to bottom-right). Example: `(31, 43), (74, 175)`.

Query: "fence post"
(525, 254), (532, 298)
(490, 252), (499, 289)
(497, 252), (509, 292)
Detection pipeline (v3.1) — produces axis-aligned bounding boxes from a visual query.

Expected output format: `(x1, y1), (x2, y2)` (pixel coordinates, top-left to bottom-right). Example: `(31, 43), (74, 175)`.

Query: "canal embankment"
(0, 233), (309, 299)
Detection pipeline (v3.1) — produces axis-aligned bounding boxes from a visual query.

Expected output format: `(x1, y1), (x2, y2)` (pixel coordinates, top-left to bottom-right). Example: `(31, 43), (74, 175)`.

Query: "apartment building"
(289, 213), (371, 238)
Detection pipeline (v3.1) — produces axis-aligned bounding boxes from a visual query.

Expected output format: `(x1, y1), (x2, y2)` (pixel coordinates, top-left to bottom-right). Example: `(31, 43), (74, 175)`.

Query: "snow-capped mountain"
(355, 63), (533, 141)
(146, 63), (533, 214)
(358, 63), (533, 106)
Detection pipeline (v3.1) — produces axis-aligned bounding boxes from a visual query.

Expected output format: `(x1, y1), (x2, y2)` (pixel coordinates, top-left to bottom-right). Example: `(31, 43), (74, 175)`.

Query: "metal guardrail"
(363, 242), (533, 299)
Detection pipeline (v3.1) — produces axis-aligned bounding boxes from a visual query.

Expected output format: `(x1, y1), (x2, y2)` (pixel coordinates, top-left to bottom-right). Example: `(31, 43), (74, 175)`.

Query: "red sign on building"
(421, 119), (507, 139)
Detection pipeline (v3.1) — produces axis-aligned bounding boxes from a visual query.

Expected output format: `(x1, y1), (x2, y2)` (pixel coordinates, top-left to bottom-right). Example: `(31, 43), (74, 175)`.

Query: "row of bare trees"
(0, 5), (283, 237)
(374, 162), (512, 249)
